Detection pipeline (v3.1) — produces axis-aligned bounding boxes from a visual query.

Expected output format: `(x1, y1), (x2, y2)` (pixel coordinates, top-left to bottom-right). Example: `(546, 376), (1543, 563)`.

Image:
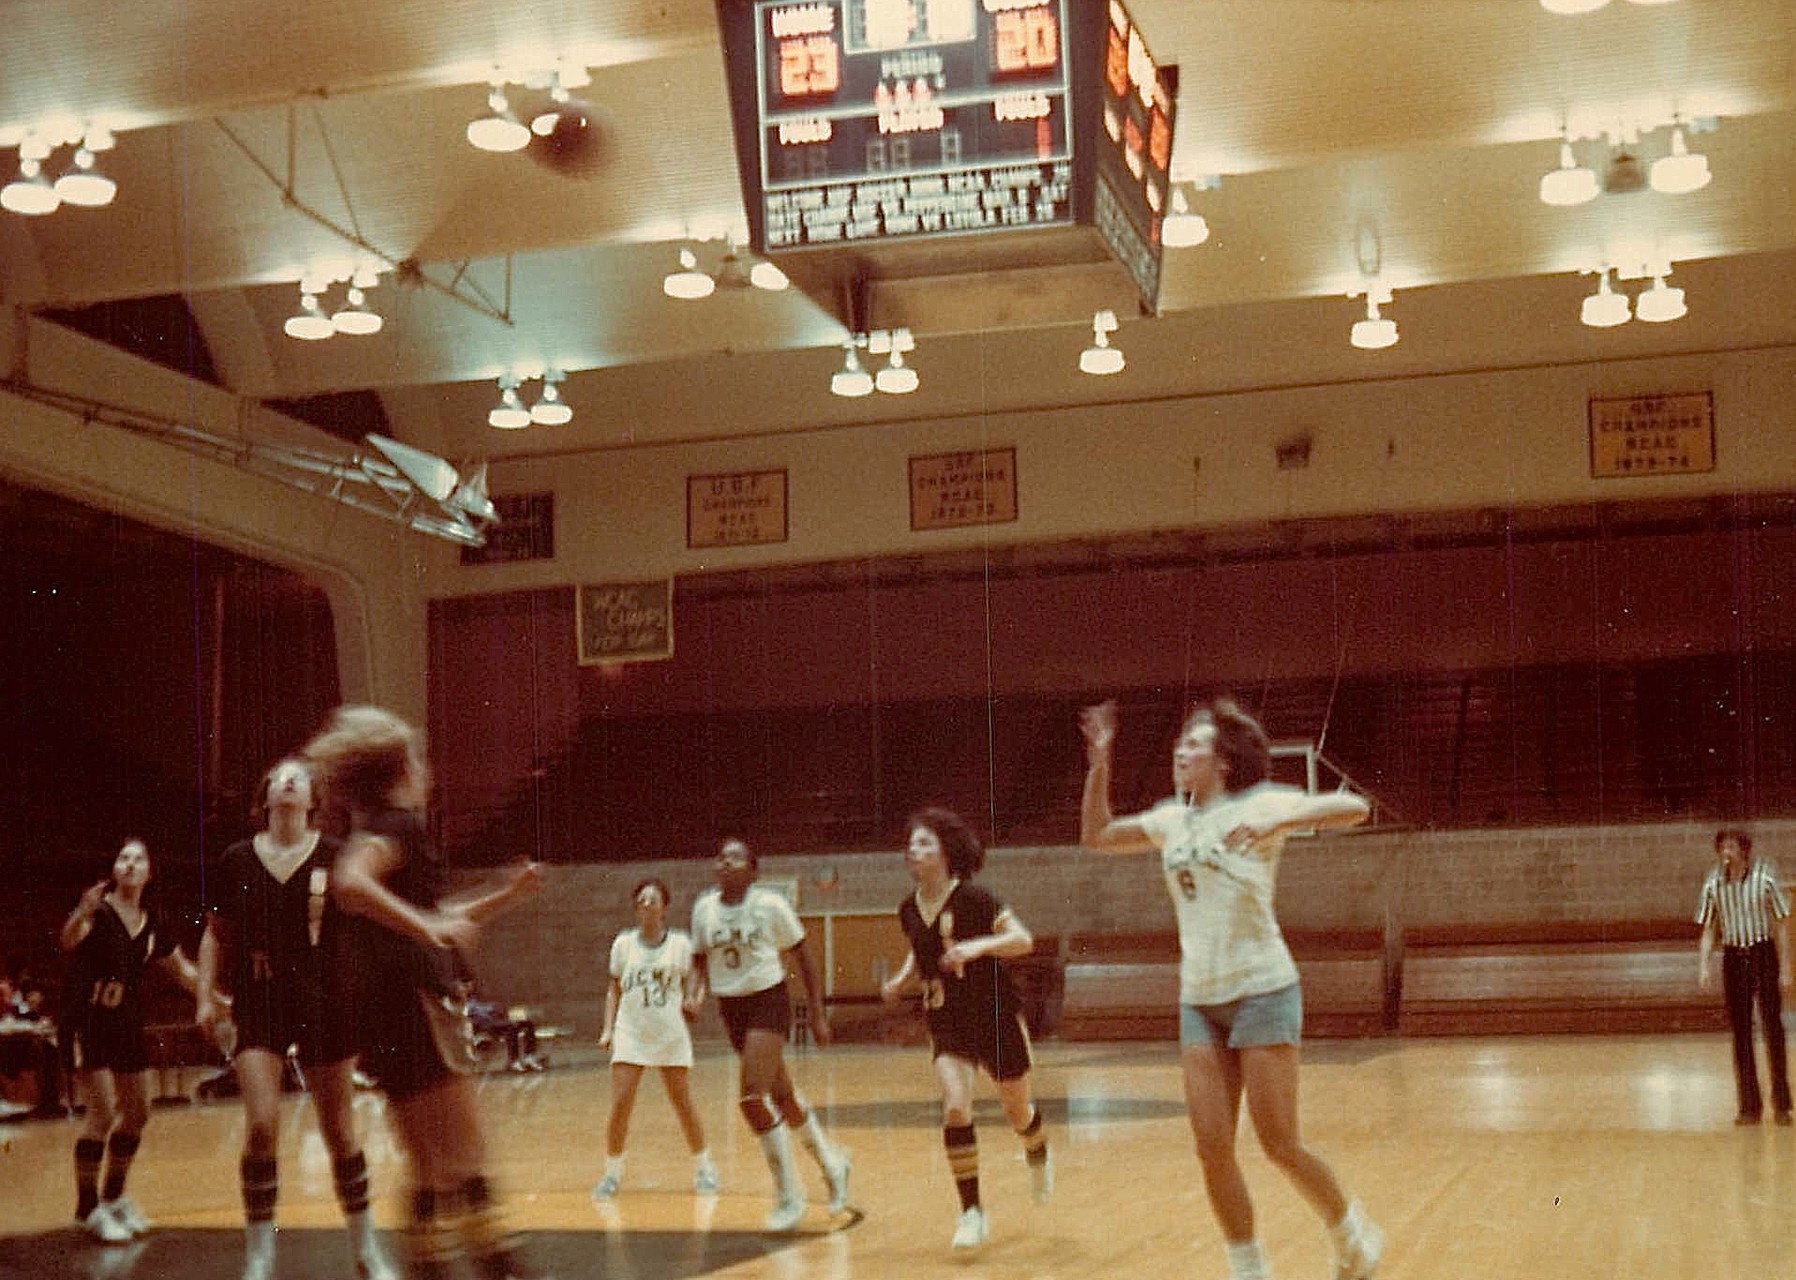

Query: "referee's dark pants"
(1723, 940), (1791, 1119)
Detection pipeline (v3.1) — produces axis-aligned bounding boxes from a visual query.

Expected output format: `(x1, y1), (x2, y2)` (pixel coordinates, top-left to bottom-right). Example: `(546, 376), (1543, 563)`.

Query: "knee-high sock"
(944, 1124), (980, 1211)
(405, 1187), (459, 1280)
(332, 1151), (372, 1216)
(1016, 1106), (1049, 1166)
(74, 1137), (105, 1220)
(101, 1132), (141, 1202)
(457, 1175), (537, 1280)
(758, 1122), (802, 1201)
(241, 1154), (279, 1223)
(791, 1097), (838, 1170)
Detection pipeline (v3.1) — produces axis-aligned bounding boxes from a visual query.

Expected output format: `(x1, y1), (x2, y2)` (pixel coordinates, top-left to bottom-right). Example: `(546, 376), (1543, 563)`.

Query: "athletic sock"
(241, 1154), (279, 1223)
(758, 1122), (801, 1201)
(1227, 1240), (1270, 1280)
(795, 1106), (839, 1168)
(405, 1187), (459, 1280)
(457, 1175), (537, 1280)
(1016, 1107), (1049, 1165)
(332, 1151), (372, 1215)
(944, 1124), (980, 1211)
(101, 1132), (141, 1202)
(74, 1137), (104, 1220)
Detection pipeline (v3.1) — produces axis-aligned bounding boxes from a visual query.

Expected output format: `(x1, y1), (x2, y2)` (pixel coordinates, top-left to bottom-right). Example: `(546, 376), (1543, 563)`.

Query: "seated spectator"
(465, 993), (544, 1073)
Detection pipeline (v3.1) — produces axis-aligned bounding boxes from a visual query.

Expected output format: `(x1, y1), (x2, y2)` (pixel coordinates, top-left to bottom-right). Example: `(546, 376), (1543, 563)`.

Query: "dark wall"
(428, 509), (1796, 863)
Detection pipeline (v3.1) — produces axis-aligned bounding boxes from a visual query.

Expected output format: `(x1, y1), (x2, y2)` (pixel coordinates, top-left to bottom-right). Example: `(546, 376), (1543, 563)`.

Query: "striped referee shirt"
(1696, 860), (1790, 947)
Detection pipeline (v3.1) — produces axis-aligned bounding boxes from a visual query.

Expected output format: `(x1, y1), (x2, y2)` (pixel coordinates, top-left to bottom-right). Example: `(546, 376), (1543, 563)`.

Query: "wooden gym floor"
(0, 1034), (1788, 1279)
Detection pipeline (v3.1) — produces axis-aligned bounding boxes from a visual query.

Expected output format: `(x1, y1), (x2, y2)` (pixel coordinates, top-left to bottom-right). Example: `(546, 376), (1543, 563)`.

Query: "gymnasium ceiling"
(2, 0), (1795, 467)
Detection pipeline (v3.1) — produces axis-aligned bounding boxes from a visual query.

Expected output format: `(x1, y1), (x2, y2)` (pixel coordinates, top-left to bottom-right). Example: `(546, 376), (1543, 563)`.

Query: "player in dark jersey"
(58, 838), (201, 1243)
(305, 705), (548, 1280)
(880, 807), (1051, 1252)
(196, 756), (397, 1280)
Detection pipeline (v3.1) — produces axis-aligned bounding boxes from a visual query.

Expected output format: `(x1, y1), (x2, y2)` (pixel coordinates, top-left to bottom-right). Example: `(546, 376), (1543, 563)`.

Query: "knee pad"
(738, 1093), (776, 1133)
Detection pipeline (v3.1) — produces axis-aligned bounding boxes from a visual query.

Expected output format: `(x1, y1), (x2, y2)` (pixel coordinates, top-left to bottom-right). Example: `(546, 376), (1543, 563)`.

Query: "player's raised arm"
(1079, 701), (1157, 854)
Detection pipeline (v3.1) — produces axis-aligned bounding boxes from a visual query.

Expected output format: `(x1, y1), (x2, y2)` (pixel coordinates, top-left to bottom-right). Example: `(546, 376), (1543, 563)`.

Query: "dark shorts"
(930, 1007), (1033, 1081)
(353, 983), (474, 1101)
(64, 1017), (147, 1076)
(717, 984), (792, 1054)
(233, 977), (357, 1067)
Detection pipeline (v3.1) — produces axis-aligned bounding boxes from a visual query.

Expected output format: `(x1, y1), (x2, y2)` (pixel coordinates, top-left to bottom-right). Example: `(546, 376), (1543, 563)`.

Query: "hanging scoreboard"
(717, 0), (1177, 310)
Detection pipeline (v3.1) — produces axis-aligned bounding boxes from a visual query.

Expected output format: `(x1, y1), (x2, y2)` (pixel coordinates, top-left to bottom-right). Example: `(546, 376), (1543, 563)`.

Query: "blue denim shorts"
(1179, 983), (1303, 1049)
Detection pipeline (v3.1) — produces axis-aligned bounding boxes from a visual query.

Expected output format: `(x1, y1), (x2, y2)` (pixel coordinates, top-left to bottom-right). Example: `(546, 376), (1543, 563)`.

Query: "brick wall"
(467, 819), (1789, 1035)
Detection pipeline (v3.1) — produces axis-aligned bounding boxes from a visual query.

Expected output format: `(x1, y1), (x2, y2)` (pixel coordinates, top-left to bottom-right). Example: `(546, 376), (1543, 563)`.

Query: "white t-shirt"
(1139, 781), (1309, 1006)
(690, 885), (804, 998)
(608, 927), (696, 1068)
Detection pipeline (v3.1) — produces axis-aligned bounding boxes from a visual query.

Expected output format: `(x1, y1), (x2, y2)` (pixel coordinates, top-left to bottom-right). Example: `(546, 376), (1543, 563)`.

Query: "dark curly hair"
(1715, 828), (1753, 857)
(906, 806), (985, 879)
(1181, 696), (1272, 794)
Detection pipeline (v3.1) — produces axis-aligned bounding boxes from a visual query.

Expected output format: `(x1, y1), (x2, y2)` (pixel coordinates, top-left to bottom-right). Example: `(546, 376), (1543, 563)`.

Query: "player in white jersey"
(689, 838), (851, 1231)
(1080, 698), (1380, 1280)
(593, 879), (716, 1199)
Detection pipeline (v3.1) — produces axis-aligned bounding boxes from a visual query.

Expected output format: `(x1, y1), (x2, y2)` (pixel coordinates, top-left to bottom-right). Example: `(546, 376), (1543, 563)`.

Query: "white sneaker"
(1029, 1148), (1054, 1203)
(108, 1197), (152, 1238)
(591, 1172), (622, 1201)
(823, 1150), (852, 1214)
(1336, 1216), (1385, 1280)
(693, 1162), (720, 1196)
(950, 1206), (988, 1251)
(85, 1203), (133, 1245)
(763, 1195), (806, 1232)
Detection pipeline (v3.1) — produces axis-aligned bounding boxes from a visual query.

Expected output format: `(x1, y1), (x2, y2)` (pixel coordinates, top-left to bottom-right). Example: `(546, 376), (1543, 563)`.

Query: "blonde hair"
(302, 705), (417, 826)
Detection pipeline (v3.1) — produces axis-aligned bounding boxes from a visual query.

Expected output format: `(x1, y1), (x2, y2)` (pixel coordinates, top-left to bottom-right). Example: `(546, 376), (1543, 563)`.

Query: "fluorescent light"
(1580, 270), (1632, 327)
(1649, 127), (1710, 194)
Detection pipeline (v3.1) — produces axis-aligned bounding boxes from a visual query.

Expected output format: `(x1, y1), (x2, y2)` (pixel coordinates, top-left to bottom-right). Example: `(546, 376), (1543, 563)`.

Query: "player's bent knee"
(739, 1093), (777, 1132)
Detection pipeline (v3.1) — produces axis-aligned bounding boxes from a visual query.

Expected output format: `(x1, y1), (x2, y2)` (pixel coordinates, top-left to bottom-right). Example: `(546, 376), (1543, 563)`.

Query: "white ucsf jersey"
(608, 927), (695, 1068)
(691, 885), (803, 998)
(1140, 781), (1308, 1005)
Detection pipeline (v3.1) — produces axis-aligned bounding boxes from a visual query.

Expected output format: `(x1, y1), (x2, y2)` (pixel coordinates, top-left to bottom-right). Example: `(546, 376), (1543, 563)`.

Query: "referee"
(1696, 828), (1792, 1124)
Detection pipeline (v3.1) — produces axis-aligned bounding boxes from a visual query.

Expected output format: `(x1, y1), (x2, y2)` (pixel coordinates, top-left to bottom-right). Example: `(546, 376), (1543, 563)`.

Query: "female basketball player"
(689, 838), (850, 1231)
(880, 807), (1051, 1251)
(1078, 698), (1381, 1280)
(59, 838), (202, 1243)
(305, 705), (547, 1280)
(196, 757), (396, 1280)
(592, 878), (717, 1199)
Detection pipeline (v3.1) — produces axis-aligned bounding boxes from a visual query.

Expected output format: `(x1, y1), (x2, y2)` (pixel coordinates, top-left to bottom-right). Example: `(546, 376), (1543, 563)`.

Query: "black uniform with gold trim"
(343, 807), (472, 1099)
(897, 881), (1031, 1080)
(208, 834), (356, 1065)
(63, 902), (176, 1073)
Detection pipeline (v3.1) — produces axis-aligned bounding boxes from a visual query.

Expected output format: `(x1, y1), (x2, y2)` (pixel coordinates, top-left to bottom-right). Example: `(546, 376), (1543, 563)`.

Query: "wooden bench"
(1397, 922), (1721, 1036)
(1058, 930), (1388, 1041)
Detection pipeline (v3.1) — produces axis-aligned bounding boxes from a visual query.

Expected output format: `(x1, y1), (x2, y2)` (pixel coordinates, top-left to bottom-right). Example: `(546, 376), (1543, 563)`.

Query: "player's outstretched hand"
(1079, 701), (1118, 758)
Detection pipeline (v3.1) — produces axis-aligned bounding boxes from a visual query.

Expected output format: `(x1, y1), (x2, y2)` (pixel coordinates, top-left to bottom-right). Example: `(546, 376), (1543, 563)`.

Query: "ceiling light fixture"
(53, 134), (117, 208)
(1162, 186), (1210, 249)
(1539, 0), (1609, 13)
(871, 328), (919, 394)
(1580, 269), (1632, 328)
(329, 267), (385, 336)
(662, 247), (715, 300)
(282, 288), (336, 340)
(1079, 310), (1125, 375)
(0, 156), (60, 215)
(1634, 272), (1687, 322)
(529, 370), (574, 425)
(1349, 289), (1399, 350)
(1539, 139), (1600, 206)
(830, 343), (874, 397)
(466, 86), (531, 153)
(1650, 125), (1710, 194)
(488, 375), (533, 429)
(749, 260), (790, 291)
